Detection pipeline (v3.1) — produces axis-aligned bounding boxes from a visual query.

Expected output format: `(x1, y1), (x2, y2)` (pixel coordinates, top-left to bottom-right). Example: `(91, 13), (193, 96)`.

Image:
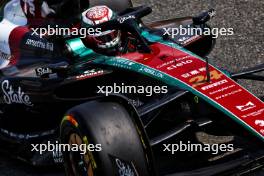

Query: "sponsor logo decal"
(76, 69), (104, 80)
(35, 67), (53, 77)
(139, 67), (163, 78)
(115, 158), (136, 176)
(201, 79), (228, 91)
(209, 84), (236, 95)
(114, 59), (135, 65)
(242, 108), (264, 118)
(215, 89), (242, 100)
(53, 150), (63, 163)
(167, 60), (193, 70)
(1, 80), (33, 106)
(128, 99), (144, 107)
(180, 35), (201, 45)
(118, 15), (136, 23)
(255, 120), (264, 127)
(181, 67), (206, 78)
(178, 36), (189, 42)
(236, 102), (256, 112)
(157, 55), (191, 69)
(111, 59), (135, 69)
(26, 39), (54, 51)
(110, 156), (138, 176)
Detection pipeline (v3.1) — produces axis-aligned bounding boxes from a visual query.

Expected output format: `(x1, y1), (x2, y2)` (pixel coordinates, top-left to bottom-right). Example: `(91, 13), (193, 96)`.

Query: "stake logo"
(115, 158), (137, 176)
(36, 67), (53, 77)
(236, 102), (255, 112)
(1, 80), (33, 106)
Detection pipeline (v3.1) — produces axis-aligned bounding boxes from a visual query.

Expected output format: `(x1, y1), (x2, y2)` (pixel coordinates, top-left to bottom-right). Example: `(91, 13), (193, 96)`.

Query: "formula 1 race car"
(0, 0), (263, 176)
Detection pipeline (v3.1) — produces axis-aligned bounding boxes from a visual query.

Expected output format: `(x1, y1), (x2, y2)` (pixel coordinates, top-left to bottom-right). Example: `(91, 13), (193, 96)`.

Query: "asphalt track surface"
(0, 0), (263, 175)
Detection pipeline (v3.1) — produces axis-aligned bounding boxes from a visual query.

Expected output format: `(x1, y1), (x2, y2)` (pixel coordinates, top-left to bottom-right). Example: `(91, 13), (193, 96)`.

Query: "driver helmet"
(81, 6), (121, 49)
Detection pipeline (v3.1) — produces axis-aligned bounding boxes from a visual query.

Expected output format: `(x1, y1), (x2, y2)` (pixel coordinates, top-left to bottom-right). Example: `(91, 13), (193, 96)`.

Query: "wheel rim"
(68, 133), (94, 176)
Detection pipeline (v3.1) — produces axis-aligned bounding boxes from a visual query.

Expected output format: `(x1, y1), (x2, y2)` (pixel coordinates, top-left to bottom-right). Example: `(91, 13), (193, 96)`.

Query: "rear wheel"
(60, 101), (151, 176)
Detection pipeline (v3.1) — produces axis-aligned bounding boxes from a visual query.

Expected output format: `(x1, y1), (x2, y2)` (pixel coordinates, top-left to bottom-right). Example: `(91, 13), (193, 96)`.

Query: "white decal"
(178, 37), (189, 42)
(1, 80), (33, 106)
(255, 120), (264, 127)
(167, 60), (193, 70)
(115, 159), (135, 176)
(201, 79), (228, 91)
(236, 102), (255, 112)
(76, 69), (104, 79)
(114, 59), (135, 66)
(242, 108), (264, 118)
(157, 56), (191, 69)
(209, 84), (236, 95)
(118, 15), (136, 23)
(26, 39), (54, 51)
(181, 35), (201, 45)
(53, 151), (63, 163)
(181, 67), (206, 78)
(36, 67), (52, 76)
(140, 67), (163, 78)
(215, 89), (242, 100)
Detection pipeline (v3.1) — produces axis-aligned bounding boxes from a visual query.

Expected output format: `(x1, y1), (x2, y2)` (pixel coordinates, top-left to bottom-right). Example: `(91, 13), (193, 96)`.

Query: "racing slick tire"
(60, 100), (150, 176)
(90, 0), (133, 12)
